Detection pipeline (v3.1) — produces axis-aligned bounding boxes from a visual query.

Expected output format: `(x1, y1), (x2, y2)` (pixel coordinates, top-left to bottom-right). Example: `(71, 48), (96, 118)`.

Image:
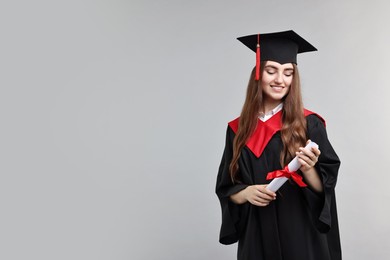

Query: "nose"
(274, 72), (283, 84)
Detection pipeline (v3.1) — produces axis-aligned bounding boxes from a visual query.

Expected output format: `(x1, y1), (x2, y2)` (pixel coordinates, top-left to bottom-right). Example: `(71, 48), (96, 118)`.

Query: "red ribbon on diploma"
(266, 166), (307, 187)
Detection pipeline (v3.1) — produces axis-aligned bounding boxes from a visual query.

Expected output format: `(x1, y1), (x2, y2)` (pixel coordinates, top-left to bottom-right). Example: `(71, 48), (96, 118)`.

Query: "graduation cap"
(237, 30), (317, 80)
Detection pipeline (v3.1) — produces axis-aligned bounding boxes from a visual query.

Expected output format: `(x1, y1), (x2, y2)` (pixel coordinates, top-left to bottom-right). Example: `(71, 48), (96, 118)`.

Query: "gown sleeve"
(215, 126), (249, 245)
(303, 114), (341, 233)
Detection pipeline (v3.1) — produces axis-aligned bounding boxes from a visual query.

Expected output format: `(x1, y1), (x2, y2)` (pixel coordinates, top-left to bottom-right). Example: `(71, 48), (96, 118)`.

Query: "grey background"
(1, 0), (389, 259)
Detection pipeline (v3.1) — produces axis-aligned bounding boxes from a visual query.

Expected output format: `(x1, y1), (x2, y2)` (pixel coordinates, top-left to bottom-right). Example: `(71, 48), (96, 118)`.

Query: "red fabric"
(304, 109), (326, 127)
(228, 110), (282, 158)
(266, 165), (307, 187)
(228, 109), (325, 158)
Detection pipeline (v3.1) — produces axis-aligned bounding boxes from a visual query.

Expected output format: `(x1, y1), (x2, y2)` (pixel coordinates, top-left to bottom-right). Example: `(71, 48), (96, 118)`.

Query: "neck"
(261, 101), (282, 114)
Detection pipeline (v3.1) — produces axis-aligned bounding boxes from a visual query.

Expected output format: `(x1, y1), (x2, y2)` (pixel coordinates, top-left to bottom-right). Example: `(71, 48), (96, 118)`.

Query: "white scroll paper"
(266, 141), (319, 192)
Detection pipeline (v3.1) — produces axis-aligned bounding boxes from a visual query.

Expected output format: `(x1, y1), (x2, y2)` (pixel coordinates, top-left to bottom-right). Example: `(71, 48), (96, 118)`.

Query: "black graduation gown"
(216, 111), (341, 260)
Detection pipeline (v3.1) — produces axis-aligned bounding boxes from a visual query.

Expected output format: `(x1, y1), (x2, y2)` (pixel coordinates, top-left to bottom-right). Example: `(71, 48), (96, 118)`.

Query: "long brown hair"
(229, 62), (307, 183)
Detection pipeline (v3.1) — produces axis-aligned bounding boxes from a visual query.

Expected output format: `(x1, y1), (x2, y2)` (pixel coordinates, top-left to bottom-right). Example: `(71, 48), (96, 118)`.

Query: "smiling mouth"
(271, 85), (285, 90)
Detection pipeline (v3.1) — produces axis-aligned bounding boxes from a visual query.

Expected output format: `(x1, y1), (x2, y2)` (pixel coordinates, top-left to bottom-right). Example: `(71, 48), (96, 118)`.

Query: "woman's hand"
(245, 185), (276, 206)
(296, 140), (321, 173)
(296, 140), (323, 192)
(230, 185), (276, 206)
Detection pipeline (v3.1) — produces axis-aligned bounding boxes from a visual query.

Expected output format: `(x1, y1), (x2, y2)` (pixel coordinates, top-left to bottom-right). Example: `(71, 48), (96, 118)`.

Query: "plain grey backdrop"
(1, 0), (390, 259)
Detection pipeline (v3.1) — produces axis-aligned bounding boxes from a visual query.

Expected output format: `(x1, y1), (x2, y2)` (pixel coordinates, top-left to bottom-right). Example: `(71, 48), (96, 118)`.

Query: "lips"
(271, 85), (285, 91)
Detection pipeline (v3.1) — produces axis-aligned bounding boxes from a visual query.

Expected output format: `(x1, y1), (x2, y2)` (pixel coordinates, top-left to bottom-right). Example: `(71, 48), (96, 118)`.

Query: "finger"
(310, 151), (319, 164)
(254, 189), (274, 201)
(254, 190), (274, 201)
(257, 185), (276, 197)
(297, 156), (312, 168)
(298, 149), (317, 164)
(262, 191), (276, 200)
(296, 151), (310, 163)
(253, 197), (271, 205)
(258, 191), (276, 202)
(253, 201), (269, 207)
(311, 147), (321, 157)
(299, 147), (316, 158)
(249, 196), (268, 206)
(257, 193), (275, 202)
(309, 151), (317, 162)
(253, 196), (267, 203)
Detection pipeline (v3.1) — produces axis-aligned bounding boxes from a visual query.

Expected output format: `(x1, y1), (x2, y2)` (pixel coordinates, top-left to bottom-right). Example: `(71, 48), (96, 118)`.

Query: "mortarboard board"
(237, 30), (317, 80)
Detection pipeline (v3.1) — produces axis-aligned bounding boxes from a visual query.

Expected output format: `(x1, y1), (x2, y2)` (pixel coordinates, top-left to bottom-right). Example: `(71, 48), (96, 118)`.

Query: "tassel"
(255, 34), (260, 81)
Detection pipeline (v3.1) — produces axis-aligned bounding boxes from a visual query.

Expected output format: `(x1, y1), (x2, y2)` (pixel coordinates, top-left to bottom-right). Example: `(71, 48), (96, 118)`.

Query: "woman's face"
(261, 61), (294, 105)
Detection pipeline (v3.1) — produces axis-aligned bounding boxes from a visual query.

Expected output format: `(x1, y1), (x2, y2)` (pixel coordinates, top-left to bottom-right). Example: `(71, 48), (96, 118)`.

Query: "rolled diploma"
(266, 141), (319, 192)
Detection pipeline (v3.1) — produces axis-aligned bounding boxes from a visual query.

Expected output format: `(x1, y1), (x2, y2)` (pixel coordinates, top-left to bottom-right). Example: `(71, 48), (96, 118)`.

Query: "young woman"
(216, 31), (341, 260)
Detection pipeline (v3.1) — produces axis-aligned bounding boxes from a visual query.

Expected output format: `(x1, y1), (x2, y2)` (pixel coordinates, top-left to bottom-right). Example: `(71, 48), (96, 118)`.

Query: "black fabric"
(216, 114), (341, 260)
(237, 30), (317, 64)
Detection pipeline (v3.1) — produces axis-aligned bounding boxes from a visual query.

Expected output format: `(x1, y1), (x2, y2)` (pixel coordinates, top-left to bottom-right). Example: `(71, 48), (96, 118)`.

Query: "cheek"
(260, 79), (270, 92)
(285, 76), (293, 86)
(260, 73), (273, 86)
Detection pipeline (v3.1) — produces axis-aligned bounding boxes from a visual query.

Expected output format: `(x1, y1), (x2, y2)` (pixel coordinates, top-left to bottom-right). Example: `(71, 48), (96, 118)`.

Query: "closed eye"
(284, 69), (294, 77)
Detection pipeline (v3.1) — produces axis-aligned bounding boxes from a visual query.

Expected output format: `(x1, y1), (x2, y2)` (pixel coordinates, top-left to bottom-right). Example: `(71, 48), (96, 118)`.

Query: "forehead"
(265, 61), (294, 70)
